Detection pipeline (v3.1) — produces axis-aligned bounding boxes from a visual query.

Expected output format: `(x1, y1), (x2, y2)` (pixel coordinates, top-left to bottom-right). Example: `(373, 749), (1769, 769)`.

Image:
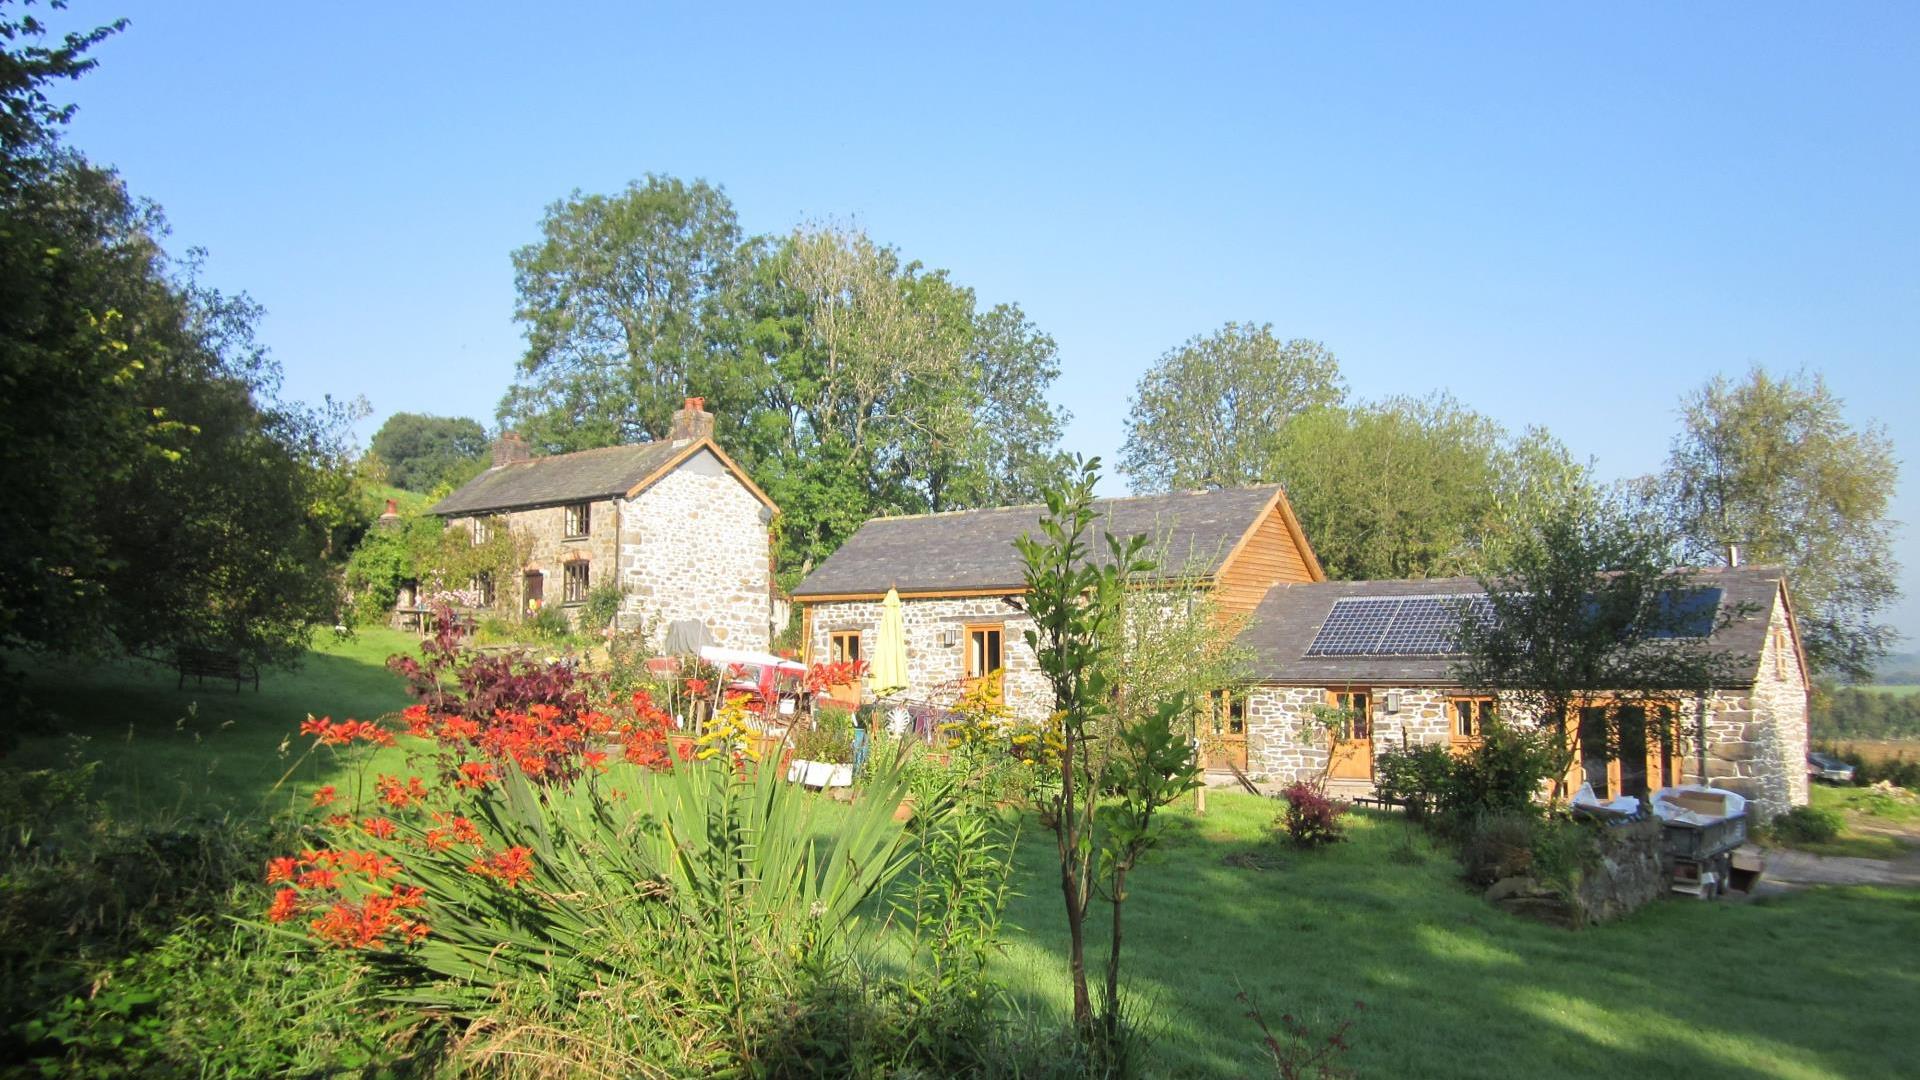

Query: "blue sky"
(48, 2), (1920, 641)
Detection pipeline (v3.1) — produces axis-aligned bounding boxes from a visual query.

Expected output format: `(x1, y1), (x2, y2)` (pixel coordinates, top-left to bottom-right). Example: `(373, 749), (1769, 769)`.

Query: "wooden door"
(1327, 690), (1373, 780)
(522, 570), (543, 615)
(1207, 691), (1248, 771)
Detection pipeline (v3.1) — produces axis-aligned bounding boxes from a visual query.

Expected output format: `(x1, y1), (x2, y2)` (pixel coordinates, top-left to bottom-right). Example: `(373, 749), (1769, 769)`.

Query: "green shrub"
(1373, 743), (1453, 818)
(1770, 804), (1844, 845)
(525, 603), (573, 642)
(797, 707), (857, 762)
(581, 582), (625, 633)
(1439, 722), (1558, 827)
(1456, 812), (1599, 894)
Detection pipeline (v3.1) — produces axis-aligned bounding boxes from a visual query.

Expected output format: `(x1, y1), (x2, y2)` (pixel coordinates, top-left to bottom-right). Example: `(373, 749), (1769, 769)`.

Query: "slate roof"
(1236, 565), (1790, 688)
(429, 441), (683, 516)
(792, 485), (1286, 598)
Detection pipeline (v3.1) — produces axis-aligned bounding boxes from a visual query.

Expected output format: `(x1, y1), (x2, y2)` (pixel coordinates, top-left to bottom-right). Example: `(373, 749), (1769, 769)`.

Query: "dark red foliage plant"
(1278, 783), (1348, 850)
(386, 603), (601, 722)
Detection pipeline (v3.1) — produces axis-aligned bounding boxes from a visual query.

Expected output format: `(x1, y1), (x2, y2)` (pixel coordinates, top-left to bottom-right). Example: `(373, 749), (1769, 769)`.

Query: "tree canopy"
(1660, 367), (1900, 682)
(370, 412), (488, 492)
(1119, 323), (1345, 491)
(0, 4), (354, 686)
(1270, 393), (1591, 580)
(498, 202), (1071, 587)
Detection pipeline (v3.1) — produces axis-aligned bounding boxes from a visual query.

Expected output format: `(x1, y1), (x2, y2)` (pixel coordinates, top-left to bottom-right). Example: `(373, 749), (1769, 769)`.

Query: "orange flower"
(377, 774), (429, 809)
(297, 866), (342, 891)
(468, 845), (536, 889)
(311, 785), (337, 807)
(582, 749), (608, 773)
(454, 761), (498, 790)
(265, 856), (299, 884)
(325, 814), (354, 829)
(267, 887), (301, 923)
(449, 817), (484, 847)
(361, 816), (397, 840)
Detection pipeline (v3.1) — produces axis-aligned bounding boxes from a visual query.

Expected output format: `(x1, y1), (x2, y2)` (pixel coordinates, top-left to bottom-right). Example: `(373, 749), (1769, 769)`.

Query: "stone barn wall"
(805, 595), (1050, 722)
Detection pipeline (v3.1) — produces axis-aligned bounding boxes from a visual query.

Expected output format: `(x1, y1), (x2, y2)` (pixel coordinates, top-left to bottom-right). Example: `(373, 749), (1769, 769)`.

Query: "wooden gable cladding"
(1211, 489), (1324, 616)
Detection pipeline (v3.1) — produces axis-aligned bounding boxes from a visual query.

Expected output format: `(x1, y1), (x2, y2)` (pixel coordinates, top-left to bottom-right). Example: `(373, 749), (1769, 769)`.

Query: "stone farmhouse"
(429, 398), (778, 651)
(795, 486), (1811, 819)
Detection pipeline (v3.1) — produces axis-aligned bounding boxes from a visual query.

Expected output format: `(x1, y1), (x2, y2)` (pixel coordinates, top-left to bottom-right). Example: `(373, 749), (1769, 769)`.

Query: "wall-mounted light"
(1384, 691), (1401, 714)
(939, 625), (960, 648)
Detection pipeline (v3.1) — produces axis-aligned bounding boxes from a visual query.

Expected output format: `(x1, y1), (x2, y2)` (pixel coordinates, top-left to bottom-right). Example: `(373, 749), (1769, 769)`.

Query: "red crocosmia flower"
(343, 850), (401, 880)
(439, 715), (481, 742)
(311, 785), (337, 807)
(582, 749), (608, 773)
(361, 817), (397, 840)
(449, 817), (484, 847)
(419, 827), (452, 853)
(401, 704), (434, 737)
(674, 740), (694, 761)
(325, 814), (354, 829)
(686, 678), (710, 696)
(297, 866), (342, 891)
(527, 703), (562, 723)
(454, 761), (498, 789)
(377, 774), (429, 809)
(469, 846), (536, 889)
(267, 887), (301, 923)
(266, 856), (299, 884)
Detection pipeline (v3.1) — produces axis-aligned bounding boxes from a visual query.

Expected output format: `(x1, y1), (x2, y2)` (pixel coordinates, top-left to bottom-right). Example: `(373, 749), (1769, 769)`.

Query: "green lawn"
(1785, 784), (1920, 860)
(970, 796), (1920, 1079)
(8, 627), (421, 819)
(10, 636), (1920, 1078)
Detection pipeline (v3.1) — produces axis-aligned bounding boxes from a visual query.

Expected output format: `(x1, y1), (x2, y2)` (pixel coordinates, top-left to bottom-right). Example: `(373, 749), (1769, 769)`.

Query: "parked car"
(1807, 751), (1857, 784)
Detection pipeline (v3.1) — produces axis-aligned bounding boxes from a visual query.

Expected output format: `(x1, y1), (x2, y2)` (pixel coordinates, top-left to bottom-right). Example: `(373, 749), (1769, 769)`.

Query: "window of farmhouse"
(472, 517), (490, 545)
(1449, 697), (1494, 740)
(829, 630), (862, 665)
(564, 502), (591, 538)
(563, 561), (589, 604)
(473, 571), (495, 608)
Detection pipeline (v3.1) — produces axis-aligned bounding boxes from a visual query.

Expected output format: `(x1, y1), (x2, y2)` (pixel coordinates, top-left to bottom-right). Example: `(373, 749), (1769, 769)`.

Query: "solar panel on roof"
(1305, 594), (1490, 657)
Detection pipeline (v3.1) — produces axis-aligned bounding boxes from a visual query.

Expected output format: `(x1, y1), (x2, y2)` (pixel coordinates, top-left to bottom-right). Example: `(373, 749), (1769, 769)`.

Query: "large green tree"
(1661, 367), (1900, 682)
(499, 175), (747, 452)
(504, 209), (1072, 586)
(1119, 323), (1344, 491)
(0, 5), (353, 688)
(1270, 393), (1591, 580)
(370, 411), (488, 492)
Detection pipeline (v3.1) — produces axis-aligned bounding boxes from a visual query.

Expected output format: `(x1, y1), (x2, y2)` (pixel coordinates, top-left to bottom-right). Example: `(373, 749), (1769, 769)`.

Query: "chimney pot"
(492, 431), (530, 467)
(670, 396), (715, 446)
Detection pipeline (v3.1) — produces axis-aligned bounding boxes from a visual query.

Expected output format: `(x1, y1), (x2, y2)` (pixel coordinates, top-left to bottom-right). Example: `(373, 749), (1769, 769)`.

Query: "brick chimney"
(670, 396), (714, 446)
(492, 431), (530, 467)
(376, 498), (401, 528)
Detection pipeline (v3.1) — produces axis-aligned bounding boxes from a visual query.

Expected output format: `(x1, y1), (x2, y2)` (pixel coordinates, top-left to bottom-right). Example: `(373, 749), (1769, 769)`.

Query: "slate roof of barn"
(791, 485), (1288, 598)
(1236, 564), (1791, 689)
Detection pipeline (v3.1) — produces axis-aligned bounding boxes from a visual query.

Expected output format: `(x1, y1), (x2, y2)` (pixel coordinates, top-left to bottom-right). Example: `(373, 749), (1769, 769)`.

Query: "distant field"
(1859, 683), (1920, 696)
(1828, 739), (1920, 767)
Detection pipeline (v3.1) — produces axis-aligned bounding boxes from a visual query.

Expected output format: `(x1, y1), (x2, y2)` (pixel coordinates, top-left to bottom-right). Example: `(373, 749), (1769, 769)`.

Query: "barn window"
(829, 630), (862, 665)
(1448, 697), (1494, 741)
(563, 561), (589, 604)
(564, 502), (591, 538)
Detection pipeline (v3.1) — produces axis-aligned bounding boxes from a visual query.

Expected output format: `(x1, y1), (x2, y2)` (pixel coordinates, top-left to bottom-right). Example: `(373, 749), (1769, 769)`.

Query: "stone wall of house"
(805, 595), (1050, 722)
(1679, 598), (1806, 819)
(1245, 686), (1456, 784)
(619, 451), (772, 651)
(446, 498), (619, 621)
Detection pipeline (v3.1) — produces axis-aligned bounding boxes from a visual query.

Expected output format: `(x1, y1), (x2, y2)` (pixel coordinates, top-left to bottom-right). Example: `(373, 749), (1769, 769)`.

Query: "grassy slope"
(8, 627), (421, 819)
(10, 639), (1918, 1078)
(970, 797), (1920, 1079)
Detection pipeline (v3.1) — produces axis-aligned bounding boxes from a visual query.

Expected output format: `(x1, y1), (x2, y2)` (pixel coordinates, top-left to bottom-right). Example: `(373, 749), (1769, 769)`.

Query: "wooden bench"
(175, 647), (259, 692)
